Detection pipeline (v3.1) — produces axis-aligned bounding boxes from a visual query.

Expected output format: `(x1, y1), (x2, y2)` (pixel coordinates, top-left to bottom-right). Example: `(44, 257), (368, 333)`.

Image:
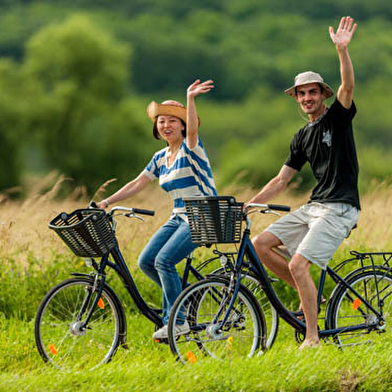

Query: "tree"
(0, 59), (39, 191)
(23, 15), (152, 194)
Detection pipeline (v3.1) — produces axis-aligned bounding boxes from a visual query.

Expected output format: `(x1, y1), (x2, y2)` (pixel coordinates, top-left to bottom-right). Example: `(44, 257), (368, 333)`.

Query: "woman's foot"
(152, 321), (190, 340)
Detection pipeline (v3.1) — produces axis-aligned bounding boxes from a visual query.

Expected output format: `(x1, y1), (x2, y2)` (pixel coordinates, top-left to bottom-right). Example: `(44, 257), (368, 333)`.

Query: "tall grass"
(1, 175), (392, 390)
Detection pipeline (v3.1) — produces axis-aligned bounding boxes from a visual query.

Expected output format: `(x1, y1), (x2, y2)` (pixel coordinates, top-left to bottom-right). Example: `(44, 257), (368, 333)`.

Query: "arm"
(186, 79), (214, 149)
(97, 173), (151, 208)
(329, 16), (358, 109)
(247, 165), (297, 205)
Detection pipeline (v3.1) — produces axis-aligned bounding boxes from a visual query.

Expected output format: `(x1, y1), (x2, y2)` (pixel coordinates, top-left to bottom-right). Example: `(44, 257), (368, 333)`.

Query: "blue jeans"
(137, 215), (198, 325)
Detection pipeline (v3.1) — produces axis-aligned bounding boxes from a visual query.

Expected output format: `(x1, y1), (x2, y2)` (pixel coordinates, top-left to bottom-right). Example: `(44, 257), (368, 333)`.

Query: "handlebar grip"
(89, 201), (98, 209)
(267, 204), (291, 212)
(133, 208), (155, 216)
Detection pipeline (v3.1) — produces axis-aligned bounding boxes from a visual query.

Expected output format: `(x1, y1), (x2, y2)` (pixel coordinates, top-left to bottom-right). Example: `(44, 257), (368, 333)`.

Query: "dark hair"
(295, 83), (324, 97)
(152, 118), (186, 140)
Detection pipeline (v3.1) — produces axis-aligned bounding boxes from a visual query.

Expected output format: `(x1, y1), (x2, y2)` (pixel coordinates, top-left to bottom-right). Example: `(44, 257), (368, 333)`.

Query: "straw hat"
(284, 71), (334, 99)
(146, 101), (187, 123)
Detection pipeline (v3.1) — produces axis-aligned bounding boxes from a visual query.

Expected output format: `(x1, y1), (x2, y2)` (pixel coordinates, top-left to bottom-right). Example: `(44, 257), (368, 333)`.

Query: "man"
(248, 16), (360, 349)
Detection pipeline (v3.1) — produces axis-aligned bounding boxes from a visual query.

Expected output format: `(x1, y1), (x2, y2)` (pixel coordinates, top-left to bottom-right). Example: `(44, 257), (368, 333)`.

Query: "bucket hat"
(284, 71), (334, 99)
(146, 101), (187, 123)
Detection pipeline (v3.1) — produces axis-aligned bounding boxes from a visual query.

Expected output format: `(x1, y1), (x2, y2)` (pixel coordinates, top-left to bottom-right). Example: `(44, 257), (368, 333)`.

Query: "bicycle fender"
(71, 272), (92, 278)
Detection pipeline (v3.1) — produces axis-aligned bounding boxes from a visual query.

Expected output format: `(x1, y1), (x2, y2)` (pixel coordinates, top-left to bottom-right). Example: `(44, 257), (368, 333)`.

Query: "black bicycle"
(34, 204), (279, 370)
(167, 196), (392, 363)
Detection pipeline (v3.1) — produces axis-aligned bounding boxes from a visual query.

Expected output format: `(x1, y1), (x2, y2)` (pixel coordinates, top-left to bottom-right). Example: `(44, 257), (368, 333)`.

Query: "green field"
(1, 182), (392, 391)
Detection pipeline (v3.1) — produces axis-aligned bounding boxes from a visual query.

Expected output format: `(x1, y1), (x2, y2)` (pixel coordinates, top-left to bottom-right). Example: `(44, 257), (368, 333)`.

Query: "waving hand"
(329, 16), (357, 49)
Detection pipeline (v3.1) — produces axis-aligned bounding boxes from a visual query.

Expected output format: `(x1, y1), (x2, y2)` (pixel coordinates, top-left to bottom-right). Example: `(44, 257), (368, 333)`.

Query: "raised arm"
(329, 16), (357, 109)
(186, 79), (214, 149)
(97, 173), (151, 209)
(247, 165), (297, 205)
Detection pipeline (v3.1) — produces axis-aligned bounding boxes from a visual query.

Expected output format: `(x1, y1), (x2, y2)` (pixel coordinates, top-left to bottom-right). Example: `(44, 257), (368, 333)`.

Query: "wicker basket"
(49, 209), (117, 258)
(184, 196), (244, 245)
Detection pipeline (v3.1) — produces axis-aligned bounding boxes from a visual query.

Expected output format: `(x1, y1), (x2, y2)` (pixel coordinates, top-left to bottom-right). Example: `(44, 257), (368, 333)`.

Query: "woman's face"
(156, 115), (185, 144)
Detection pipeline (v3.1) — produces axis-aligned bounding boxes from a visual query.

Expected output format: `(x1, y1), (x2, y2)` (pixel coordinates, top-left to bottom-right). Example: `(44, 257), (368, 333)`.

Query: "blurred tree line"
(0, 0), (392, 196)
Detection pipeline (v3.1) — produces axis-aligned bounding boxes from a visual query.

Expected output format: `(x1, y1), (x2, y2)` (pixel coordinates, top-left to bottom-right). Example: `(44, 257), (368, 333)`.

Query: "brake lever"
(260, 209), (281, 216)
(124, 212), (145, 222)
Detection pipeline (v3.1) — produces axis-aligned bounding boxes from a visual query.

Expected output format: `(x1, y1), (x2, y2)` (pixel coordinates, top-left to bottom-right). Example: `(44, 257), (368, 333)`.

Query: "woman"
(98, 79), (217, 339)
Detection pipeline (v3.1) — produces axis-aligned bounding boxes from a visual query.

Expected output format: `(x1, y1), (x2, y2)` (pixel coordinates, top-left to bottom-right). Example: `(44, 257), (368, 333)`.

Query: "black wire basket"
(49, 209), (117, 258)
(184, 196), (244, 245)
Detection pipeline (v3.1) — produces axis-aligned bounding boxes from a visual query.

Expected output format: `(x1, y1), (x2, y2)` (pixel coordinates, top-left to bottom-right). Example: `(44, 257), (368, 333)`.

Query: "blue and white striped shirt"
(142, 136), (217, 216)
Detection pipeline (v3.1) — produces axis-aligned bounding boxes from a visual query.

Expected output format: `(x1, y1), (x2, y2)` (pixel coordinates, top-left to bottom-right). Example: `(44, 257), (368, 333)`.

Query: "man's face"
(295, 83), (326, 118)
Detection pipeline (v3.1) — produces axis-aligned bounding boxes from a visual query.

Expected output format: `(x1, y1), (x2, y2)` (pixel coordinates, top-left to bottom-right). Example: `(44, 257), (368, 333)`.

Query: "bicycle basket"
(49, 208), (116, 258)
(184, 196), (244, 245)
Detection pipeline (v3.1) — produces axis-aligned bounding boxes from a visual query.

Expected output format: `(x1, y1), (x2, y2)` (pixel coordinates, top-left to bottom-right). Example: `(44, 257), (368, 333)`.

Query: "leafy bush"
(22, 15), (154, 194)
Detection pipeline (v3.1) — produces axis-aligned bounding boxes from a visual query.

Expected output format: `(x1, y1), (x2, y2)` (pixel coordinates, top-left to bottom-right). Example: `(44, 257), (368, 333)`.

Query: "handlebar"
(132, 208), (155, 216)
(243, 202), (290, 230)
(88, 201), (155, 217)
(246, 203), (291, 213)
(110, 206), (155, 216)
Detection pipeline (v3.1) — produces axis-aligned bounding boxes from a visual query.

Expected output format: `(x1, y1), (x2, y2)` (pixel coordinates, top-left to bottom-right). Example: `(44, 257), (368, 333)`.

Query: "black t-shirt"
(285, 98), (360, 209)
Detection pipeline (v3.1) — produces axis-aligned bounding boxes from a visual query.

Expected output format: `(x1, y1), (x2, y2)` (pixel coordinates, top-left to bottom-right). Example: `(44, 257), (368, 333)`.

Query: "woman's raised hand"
(187, 79), (214, 98)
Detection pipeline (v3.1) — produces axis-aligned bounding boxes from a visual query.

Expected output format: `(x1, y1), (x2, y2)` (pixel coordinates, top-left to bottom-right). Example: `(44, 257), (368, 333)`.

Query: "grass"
(1, 175), (392, 391)
(2, 317), (392, 391)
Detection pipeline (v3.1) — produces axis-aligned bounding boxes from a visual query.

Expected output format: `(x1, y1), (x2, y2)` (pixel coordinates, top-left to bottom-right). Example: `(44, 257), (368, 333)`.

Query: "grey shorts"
(266, 202), (359, 270)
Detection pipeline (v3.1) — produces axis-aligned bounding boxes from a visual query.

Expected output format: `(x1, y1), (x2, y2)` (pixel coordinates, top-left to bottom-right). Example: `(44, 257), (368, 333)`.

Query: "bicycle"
(167, 196), (392, 363)
(34, 203), (279, 370)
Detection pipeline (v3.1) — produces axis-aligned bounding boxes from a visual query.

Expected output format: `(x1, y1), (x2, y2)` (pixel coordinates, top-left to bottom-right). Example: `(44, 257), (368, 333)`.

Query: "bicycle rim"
(35, 278), (121, 370)
(168, 278), (265, 364)
(237, 273), (279, 348)
(329, 270), (392, 347)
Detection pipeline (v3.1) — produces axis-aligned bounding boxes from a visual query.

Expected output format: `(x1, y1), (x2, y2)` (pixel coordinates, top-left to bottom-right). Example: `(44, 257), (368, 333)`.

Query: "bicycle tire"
(168, 276), (266, 364)
(326, 268), (392, 347)
(196, 258), (279, 348)
(35, 277), (125, 370)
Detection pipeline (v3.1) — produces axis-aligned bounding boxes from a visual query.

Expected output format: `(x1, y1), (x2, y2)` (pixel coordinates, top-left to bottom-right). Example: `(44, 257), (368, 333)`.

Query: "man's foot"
(152, 321), (190, 340)
(299, 339), (320, 350)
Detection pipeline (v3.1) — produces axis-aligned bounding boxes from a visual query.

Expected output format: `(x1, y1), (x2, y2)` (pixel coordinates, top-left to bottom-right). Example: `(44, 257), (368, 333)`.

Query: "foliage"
(0, 59), (40, 190)
(0, 0), (392, 193)
(21, 15), (153, 193)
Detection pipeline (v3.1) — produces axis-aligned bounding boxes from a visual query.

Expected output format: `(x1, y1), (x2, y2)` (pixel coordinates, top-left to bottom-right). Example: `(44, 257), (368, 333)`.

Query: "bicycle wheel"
(35, 277), (124, 370)
(211, 268), (279, 349)
(327, 268), (392, 347)
(196, 257), (279, 348)
(168, 277), (266, 364)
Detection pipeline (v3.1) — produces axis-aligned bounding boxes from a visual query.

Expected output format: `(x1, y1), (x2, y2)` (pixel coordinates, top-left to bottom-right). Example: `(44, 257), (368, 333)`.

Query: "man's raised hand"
(329, 16), (357, 49)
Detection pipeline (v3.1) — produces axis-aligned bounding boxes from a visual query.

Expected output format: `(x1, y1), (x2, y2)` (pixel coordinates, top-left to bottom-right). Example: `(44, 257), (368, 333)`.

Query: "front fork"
(209, 273), (242, 335)
(75, 273), (106, 332)
(69, 257), (107, 336)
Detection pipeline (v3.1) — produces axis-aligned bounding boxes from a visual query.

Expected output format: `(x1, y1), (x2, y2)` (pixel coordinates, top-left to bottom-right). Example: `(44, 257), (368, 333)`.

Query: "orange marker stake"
(186, 351), (197, 364)
(227, 336), (233, 349)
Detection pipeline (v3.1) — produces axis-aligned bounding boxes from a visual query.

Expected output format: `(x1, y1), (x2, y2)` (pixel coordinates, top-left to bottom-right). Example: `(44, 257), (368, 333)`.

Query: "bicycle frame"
(80, 244), (212, 330)
(225, 218), (388, 339)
